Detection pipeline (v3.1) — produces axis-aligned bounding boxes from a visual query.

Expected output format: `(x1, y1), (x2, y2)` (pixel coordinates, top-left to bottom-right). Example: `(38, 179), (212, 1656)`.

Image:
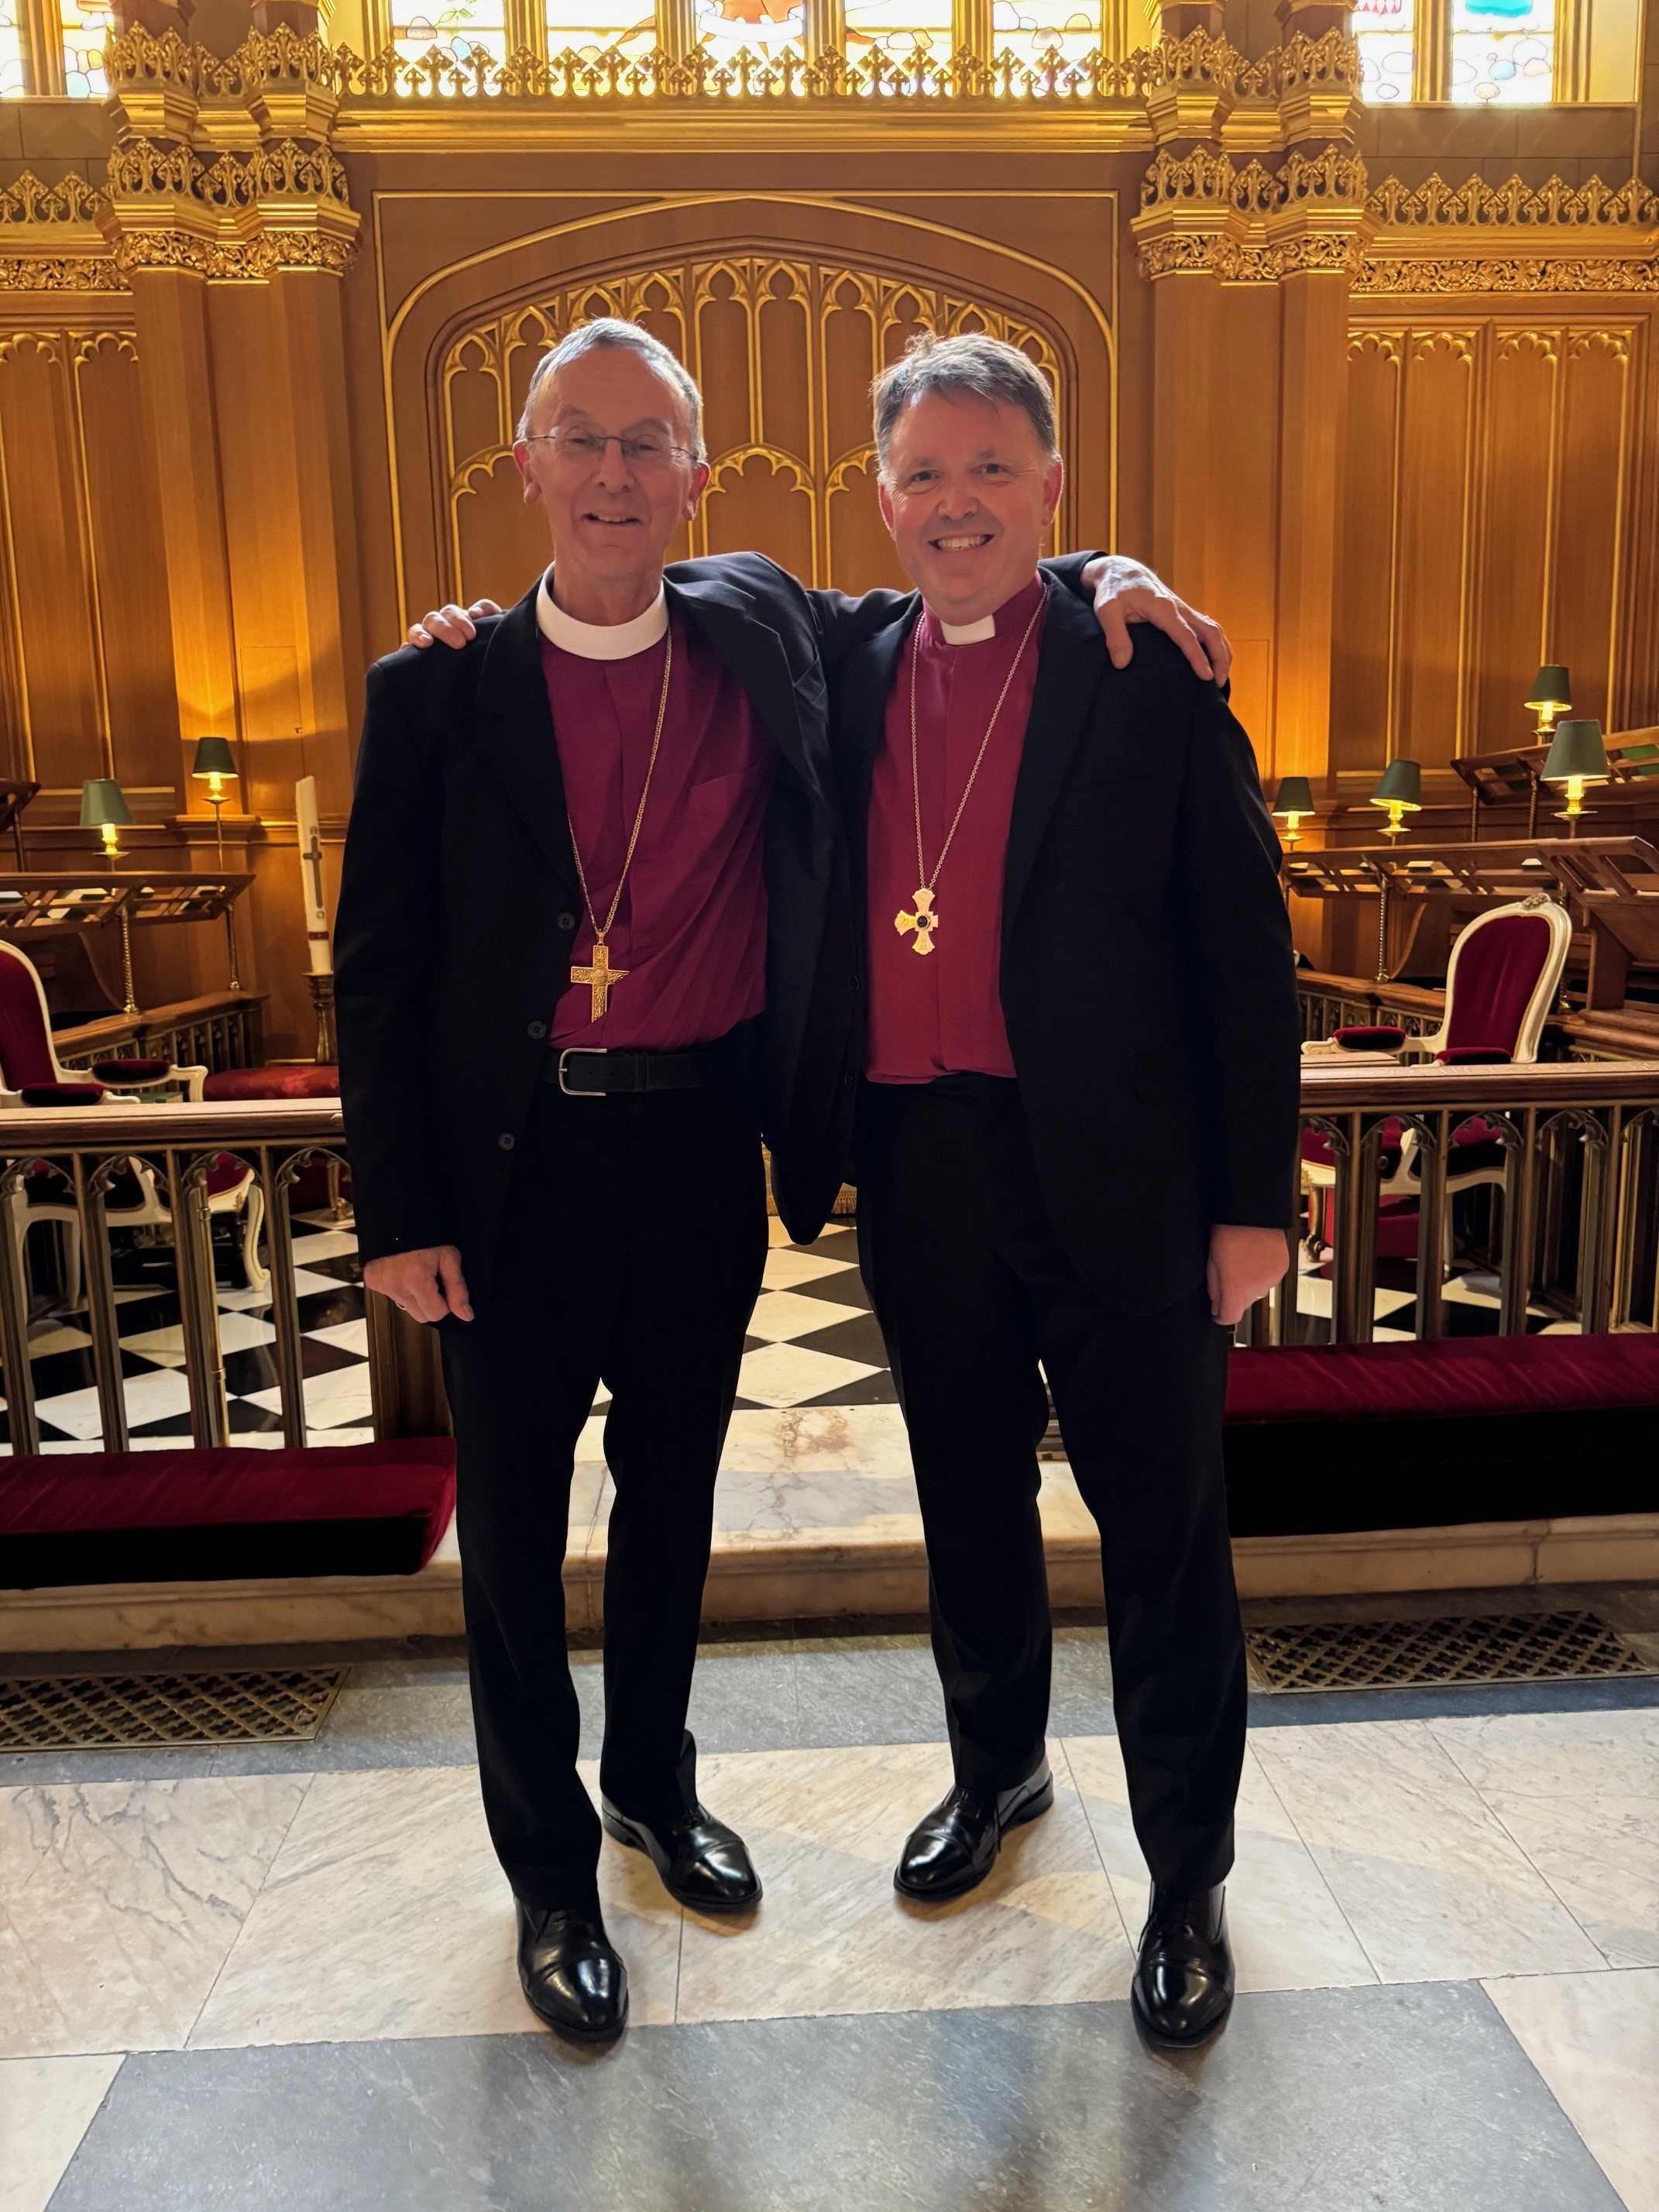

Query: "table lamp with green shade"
(1369, 757), (1421, 839)
(1272, 775), (1314, 850)
(79, 776), (132, 860)
(1524, 665), (1571, 741)
(190, 735), (242, 990)
(1541, 717), (1609, 836)
(79, 776), (139, 1014)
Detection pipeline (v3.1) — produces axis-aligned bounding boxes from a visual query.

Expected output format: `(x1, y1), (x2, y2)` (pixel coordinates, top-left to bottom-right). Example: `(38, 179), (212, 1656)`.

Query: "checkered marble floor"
(1, 1212), (374, 1456)
(0, 1213), (894, 1456)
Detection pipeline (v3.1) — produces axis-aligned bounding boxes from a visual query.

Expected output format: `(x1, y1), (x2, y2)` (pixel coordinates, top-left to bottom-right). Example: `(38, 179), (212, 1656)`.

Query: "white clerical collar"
(536, 568), (668, 659)
(938, 613), (997, 645)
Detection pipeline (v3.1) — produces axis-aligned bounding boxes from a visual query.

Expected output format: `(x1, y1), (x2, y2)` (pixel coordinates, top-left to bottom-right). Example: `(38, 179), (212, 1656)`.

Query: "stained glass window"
(694, 0), (804, 61)
(843, 0), (952, 64)
(544, 0), (654, 55)
(1451, 0), (1553, 101)
(992, 0), (1098, 69)
(60, 0), (115, 95)
(1353, 0), (1414, 102)
(393, 0), (507, 69)
(0, 0), (25, 96)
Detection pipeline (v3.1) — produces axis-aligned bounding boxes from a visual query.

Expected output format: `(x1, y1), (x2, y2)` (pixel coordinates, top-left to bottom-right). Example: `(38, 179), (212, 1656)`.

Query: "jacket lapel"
(840, 608), (915, 895)
(665, 572), (818, 799)
(472, 582), (582, 908)
(1002, 577), (1108, 935)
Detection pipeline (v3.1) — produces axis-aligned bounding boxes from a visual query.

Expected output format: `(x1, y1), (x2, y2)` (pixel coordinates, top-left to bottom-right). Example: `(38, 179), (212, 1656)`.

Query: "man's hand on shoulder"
(407, 600), (500, 651)
(1080, 555), (1232, 686)
(364, 1245), (473, 1324)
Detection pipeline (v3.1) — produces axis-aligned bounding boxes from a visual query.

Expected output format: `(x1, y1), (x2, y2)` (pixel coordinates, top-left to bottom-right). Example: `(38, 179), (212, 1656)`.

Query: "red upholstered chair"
(1300, 898), (1571, 1260)
(0, 943), (208, 1104)
(0, 943), (263, 1301)
(1413, 897), (1571, 1068)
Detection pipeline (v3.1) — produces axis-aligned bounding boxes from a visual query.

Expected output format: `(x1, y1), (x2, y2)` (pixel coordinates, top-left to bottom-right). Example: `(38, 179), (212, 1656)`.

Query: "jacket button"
(849, 973), (861, 992)
(843, 1072), (857, 1090)
(527, 1020), (547, 1040)
(498, 1132), (516, 1151)
(556, 911), (577, 933)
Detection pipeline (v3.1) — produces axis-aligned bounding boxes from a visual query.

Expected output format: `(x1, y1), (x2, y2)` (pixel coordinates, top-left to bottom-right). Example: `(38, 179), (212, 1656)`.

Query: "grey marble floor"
(3, 1632), (1657, 2212)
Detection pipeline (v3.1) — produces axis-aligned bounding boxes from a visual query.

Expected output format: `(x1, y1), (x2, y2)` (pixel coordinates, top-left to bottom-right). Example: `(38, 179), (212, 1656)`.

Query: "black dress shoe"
(601, 1797), (761, 1914)
(1132, 1883), (1234, 2048)
(893, 1763), (1055, 1901)
(515, 1899), (628, 2042)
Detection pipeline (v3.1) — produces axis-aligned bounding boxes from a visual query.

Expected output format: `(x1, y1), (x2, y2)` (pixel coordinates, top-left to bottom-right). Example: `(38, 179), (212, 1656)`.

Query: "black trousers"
(439, 1047), (766, 1911)
(855, 1075), (1246, 1894)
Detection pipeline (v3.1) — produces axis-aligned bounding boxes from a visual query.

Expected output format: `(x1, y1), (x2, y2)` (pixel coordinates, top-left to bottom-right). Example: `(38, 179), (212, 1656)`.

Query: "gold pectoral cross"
(571, 940), (627, 1021)
(895, 888), (939, 956)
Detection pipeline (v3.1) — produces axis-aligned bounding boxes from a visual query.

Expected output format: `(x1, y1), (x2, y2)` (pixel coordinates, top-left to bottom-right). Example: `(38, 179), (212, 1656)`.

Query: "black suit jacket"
(335, 553), (931, 1310)
(833, 575), (1302, 1314)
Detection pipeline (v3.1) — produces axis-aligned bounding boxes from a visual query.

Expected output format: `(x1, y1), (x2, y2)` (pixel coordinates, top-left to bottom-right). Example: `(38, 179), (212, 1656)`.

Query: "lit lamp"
(1525, 665), (1572, 742)
(1541, 717), (1609, 838)
(79, 777), (139, 1016)
(1272, 775), (1314, 851)
(191, 734), (242, 991)
(1369, 757), (1421, 840)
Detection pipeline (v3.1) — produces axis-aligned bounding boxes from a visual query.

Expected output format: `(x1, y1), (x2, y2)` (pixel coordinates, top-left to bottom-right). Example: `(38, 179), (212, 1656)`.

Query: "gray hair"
(516, 318), (707, 463)
(872, 331), (1057, 472)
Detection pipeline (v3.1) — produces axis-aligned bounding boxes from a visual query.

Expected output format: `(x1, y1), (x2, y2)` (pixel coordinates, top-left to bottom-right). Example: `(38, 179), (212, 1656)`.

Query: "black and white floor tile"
(1, 1212), (374, 1455)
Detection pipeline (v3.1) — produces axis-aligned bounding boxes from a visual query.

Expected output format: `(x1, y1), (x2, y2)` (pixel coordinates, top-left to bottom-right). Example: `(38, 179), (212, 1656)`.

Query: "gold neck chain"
(566, 622), (675, 951)
(892, 598), (1043, 957)
(908, 597), (1044, 897)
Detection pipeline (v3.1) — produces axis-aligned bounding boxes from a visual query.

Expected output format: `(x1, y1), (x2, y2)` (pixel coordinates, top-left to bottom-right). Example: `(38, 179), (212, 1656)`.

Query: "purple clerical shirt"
(864, 574), (1046, 1084)
(541, 611), (773, 1051)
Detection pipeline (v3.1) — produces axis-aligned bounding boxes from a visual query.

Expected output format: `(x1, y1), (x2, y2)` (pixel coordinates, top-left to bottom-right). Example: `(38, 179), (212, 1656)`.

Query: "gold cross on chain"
(571, 940), (629, 1022)
(895, 887), (939, 954)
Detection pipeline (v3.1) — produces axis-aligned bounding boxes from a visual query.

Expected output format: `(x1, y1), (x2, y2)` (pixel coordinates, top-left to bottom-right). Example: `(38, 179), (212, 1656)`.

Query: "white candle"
(295, 775), (332, 976)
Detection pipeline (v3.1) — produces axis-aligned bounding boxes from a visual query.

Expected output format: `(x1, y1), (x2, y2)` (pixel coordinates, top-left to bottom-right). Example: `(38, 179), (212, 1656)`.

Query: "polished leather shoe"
(1132, 1883), (1235, 2049)
(893, 1763), (1055, 1901)
(601, 1797), (761, 1914)
(515, 1899), (627, 2043)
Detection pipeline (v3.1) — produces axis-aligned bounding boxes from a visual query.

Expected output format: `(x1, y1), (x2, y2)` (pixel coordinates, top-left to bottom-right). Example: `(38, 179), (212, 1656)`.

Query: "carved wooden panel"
(441, 256), (1065, 608)
(0, 324), (174, 793)
(1334, 314), (1647, 780)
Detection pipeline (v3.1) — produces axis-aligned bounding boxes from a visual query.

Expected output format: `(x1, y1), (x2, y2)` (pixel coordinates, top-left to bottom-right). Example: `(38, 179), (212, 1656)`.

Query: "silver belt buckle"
(558, 1047), (606, 1097)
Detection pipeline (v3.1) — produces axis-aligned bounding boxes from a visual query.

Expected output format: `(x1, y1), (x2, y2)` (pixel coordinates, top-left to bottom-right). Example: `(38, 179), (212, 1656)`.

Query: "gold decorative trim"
(1368, 172), (1659, 231)
(1356, 257), (1659, 295)
(93, 19), (1344, 108)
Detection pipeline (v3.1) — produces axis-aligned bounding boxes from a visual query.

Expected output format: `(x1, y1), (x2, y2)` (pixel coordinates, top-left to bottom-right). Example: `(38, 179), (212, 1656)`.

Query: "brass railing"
(1297, 971), (1659, 1063)
(1265, 1060), (1659, 1346)
(0, 1066), (1654, 1461)
(0, 1100), (443, 1459)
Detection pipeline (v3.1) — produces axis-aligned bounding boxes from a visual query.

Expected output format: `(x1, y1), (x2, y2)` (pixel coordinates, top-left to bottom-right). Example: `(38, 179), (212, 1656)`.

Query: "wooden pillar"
(1272, 263), (1353, 779)
(1149, 267), (1221, 605)
(122, 267), (240, 746)
(275, 265), (366, 805)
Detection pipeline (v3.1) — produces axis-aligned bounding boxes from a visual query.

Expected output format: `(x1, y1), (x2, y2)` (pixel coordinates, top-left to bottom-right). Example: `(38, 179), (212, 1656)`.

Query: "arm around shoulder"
(1175, 684), (1302, 1230)
(334, 656), (458, 1262)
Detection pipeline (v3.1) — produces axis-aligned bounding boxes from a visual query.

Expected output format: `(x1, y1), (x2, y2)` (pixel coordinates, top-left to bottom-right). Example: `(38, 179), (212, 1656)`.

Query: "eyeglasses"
(523, 429), (696, 471)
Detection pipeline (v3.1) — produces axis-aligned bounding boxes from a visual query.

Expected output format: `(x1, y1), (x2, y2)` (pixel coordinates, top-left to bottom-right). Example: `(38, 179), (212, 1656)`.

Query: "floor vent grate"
(0, 1668), (346, 1751)
(1246, 1611), (1652, 1693)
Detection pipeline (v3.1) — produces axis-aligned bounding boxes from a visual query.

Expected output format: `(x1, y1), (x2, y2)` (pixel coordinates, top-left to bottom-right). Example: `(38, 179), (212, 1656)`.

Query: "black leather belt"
(543, 1045), (716, 1097)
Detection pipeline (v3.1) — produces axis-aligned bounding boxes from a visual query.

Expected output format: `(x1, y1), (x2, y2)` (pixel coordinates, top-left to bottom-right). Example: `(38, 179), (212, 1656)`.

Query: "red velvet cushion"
(1331, 1025), (1407, 1050)
(204, 1064), (340, 1101)
(19, 1082), (106, 1107)
(1447, 912), (1553, 1056)
(91, 1057), (172, 1084)
(0, 1439), (456, 1571)
(1437, 1046), (1513, 1066)
(1226, 1334), (1659, 1424)
(0, 950), (57, 1090)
